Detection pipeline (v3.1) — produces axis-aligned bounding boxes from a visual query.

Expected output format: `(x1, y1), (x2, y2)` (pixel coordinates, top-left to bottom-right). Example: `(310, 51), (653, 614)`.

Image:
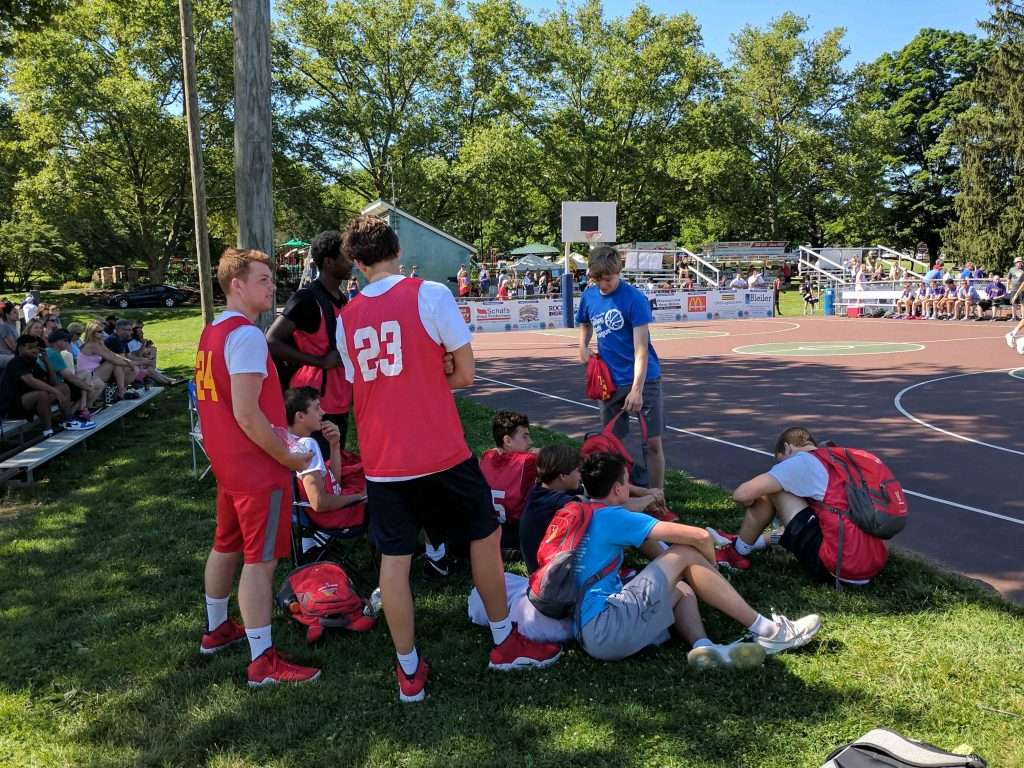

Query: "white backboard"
(561, 201), (617, 243)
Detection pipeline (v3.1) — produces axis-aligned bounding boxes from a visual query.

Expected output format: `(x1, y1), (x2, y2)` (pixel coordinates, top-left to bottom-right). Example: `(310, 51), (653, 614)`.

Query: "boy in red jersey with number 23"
(336, 216), (562, 702)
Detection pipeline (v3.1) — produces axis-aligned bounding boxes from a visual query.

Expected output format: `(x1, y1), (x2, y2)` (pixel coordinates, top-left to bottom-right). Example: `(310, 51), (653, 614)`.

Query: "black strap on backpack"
(307, 280), (345, 396)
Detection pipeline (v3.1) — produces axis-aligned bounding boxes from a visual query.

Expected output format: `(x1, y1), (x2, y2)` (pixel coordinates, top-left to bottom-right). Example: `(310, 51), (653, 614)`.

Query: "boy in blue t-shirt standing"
(577, 246), (665, 488)
(575, 452), (822, 666)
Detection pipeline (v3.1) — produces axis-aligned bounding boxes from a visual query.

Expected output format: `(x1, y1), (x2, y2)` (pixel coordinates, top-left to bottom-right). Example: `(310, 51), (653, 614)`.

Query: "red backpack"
(585, 354), (617, 401)
(809, 447), (908, 585)
(811, 447), (907, 539)
(276, 561), (376, 643)
(581, 410), (646, 478)
(527, 501), (619, 619)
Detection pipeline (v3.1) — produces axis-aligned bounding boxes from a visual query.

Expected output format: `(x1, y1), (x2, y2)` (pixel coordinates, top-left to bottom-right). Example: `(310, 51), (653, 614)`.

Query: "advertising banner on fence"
(459, 290), (772, 331)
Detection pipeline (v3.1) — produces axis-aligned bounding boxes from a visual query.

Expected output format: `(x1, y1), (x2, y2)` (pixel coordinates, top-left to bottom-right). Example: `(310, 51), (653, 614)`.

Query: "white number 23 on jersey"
(354, 321), (404, 381)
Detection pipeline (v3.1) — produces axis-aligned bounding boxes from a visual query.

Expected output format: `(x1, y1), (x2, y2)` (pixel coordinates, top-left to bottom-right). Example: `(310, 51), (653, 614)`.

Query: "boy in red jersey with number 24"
(195, 248), (321, 687)
(336, 216), (562, 702)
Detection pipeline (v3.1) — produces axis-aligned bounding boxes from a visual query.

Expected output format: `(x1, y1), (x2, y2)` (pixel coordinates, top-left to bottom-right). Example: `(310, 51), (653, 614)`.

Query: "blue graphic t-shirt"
(576, 281), (661, 386)
(575, 505), (658, 628)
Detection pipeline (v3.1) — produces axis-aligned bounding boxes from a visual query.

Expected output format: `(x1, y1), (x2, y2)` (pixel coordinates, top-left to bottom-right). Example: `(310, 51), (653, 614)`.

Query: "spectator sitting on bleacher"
(938, 278), (957, 319)
(65, 322), (84, 361)
(952, 279), (972, 320)
(285, 386), (366, 541)
(893, 280), (917, 319)
(983, 275), (1009, 320)
(24, 318), (43, 340)
(0, 335), (72, 436)
(0, 301), (18, 369)
(748, 269), (766, 288)
(46, 329), (101, 425)
(729, 272), (748, 289)
(79, 320), (139, 402)
(21, 296), (38, 326)
(125, 324), (179, 386)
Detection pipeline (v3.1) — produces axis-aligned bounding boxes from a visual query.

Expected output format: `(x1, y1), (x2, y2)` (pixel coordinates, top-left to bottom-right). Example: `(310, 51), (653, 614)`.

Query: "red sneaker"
(247, 648), (321, 688)
(715, 546), (751, 571)
(489, 624), (562, 671)
(395, 658), (429, 703)
(199, 618), (246, 656)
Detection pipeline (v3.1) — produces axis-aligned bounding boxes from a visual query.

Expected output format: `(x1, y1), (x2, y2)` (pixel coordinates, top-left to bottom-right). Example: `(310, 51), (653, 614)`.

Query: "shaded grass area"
(1, 312), (1023, 768)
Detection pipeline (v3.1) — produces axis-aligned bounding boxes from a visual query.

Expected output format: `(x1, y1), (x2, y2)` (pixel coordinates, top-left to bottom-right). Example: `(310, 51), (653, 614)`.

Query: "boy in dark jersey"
(336, 216), (561, 702)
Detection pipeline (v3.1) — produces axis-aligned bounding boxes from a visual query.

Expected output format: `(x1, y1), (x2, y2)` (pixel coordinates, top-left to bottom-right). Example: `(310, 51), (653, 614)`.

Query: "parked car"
(107, 284), (193, 309)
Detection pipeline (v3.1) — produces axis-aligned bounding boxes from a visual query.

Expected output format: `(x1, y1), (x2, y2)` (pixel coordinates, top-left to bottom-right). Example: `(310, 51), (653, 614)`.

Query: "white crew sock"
(425, 541), (446, 561)
(489, 615), (513, 645)
(397, 647), (420, 675)
(246, 625), (272, 661)
(748, 614), (778, 638)
(734, 536), (766, 556)
(691, 638), (713, 649)
(205, 594), (229, 631)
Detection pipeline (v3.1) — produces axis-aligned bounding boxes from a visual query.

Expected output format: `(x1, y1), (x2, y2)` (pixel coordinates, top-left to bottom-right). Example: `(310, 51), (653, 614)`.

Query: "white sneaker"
(705, 527), (734, 548)
(687, 640), (766, 671)
(1007, 331), (1017, 348)
(754, 613), (822, 655)
(63, 420), (96, 431)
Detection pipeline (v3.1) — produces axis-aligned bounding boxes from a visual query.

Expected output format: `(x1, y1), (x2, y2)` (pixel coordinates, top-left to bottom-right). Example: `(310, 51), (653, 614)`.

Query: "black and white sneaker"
(422, 554), (450, 578)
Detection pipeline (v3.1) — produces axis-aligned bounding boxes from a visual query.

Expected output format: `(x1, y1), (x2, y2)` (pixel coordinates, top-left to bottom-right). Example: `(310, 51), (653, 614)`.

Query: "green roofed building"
(361, 200), (477, 292)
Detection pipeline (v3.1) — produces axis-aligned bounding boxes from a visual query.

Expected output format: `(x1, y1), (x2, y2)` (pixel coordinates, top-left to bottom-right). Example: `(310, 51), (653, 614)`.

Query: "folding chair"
(290, 477), (377, 592)
(187, 380), (211, 480)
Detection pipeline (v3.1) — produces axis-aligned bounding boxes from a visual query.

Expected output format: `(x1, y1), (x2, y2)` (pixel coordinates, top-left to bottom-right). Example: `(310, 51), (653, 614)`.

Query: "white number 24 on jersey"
(354, 321), (404, 381)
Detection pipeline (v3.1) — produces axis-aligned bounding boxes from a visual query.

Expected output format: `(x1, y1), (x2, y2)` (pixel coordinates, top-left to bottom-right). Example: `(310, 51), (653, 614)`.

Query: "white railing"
(799, 245), (849, 278)
(798, 254), (844, 284)
(687, 265), (717, 286)
(681, 248), (720, 284)
(876, 244), (929, 273)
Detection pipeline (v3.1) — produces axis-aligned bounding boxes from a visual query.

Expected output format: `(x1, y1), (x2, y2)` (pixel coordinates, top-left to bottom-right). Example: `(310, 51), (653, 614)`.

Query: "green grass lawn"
(1, 306), (1022, 767)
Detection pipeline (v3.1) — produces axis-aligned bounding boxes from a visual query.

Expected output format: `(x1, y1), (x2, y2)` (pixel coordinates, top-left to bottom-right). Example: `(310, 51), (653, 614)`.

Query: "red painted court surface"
(465, 316), (1024, 604)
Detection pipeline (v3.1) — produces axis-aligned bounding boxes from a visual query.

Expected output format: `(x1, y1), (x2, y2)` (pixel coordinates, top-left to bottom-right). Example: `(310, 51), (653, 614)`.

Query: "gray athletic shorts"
(600, 377), (664, 438)
(578, 562), (675, 661)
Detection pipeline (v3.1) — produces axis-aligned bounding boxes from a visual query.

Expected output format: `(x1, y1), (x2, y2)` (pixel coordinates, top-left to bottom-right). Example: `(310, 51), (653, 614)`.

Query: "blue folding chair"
(290, 477), (377, 592)
(187, 380), (211, 480)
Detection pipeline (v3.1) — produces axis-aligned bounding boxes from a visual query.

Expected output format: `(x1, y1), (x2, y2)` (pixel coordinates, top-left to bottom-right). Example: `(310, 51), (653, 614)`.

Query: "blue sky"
(517, 1), (991, 65)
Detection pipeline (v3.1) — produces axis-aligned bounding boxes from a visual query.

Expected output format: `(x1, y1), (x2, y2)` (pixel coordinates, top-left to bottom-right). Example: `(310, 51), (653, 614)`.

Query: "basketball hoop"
(582, 231), (604, 250)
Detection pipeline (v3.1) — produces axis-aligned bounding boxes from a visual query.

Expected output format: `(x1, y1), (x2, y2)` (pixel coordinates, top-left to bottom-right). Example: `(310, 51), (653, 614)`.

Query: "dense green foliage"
(0, 0), (1019, 289)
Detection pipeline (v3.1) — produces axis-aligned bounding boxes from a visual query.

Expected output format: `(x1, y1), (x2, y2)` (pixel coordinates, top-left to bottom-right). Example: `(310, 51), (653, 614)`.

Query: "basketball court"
(465, 315), (1024, 604)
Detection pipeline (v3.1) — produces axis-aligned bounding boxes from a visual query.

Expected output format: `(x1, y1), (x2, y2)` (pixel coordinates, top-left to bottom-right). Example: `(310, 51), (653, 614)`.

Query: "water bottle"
(365, 587), (383, 618)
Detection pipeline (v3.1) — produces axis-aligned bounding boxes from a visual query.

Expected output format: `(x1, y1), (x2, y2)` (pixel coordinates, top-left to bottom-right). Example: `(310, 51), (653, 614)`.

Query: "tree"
(0, 0), (67, 54)
(275, 0), (467, 208)
(0, 218), (82, 289)
(858, 28), (990, 259)
(946, 1), (1024, 271)
(724, 13), (850, 242)
(9, 0), (234, 282)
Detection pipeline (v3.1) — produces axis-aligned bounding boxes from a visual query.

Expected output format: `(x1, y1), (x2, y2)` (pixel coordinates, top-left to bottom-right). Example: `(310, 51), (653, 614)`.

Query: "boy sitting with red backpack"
(713, 427), (905, 586)
(285, 387), (368, 540)
(531, 452), (821, 666)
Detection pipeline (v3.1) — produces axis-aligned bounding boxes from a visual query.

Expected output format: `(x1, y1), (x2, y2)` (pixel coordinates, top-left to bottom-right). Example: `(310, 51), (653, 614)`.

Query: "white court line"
(531, 318), (802, 340)
(732, 342), (925, 356)
(475, 373), (1024, 527)
(1009, 368), (1024, 381)
(893, 369), (1024, 457)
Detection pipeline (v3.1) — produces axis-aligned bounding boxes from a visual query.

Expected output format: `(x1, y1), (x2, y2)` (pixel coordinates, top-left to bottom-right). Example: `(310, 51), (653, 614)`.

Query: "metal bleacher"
(0, 386), (163, 485)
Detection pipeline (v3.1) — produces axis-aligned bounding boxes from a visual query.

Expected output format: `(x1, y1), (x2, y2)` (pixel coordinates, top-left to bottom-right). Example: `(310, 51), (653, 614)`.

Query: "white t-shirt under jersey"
(768, 451), (828, 501)
(214, 310), (267, 376)
(335, 274), (471, 370)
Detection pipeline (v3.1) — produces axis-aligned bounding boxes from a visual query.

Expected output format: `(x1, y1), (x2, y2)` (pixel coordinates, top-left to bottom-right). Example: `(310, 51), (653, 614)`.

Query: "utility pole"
(178, 0), (215, 326)
(233, 0), (275, 328)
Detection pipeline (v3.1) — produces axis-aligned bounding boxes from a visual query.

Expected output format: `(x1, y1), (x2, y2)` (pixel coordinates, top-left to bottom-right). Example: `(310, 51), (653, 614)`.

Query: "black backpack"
(822, 729), (986, 768)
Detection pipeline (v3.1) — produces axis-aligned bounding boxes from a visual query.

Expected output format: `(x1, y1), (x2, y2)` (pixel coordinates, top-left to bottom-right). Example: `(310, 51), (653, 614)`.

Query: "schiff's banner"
(459, 290), (772, 331)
